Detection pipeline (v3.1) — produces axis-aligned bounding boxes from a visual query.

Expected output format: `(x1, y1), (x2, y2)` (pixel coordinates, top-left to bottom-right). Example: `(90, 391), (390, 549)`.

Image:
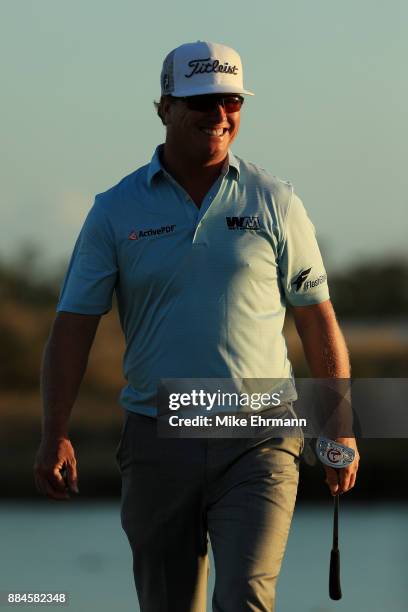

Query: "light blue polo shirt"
(57, 145), (329, 416)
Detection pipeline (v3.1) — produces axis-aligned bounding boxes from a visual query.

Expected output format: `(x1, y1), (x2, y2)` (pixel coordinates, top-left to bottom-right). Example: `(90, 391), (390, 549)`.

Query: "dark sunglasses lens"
(223, 98), (244, 112)
(186, 97), (214, 111)
(186, 96), (243, 112)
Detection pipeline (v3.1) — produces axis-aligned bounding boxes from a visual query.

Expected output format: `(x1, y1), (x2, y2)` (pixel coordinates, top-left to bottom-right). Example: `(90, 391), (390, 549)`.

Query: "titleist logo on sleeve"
(184, 57), (239, 78)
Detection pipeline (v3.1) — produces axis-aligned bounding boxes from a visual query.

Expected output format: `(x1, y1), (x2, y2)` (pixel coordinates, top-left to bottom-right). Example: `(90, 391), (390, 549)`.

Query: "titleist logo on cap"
(184, 57), (239, 79)
(160, 41), (254, 97)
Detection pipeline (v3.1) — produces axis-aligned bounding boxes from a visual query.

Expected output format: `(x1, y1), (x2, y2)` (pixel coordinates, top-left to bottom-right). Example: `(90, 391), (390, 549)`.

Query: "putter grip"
(329, 548), (342, 600)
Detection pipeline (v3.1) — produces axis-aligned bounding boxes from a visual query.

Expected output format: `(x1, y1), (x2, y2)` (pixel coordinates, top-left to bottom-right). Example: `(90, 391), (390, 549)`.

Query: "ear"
(161, 96), (174, 126)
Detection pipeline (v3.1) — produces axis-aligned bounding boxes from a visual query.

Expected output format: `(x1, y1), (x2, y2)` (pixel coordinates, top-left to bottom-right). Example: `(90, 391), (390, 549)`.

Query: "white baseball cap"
(160, 41), (254, 97)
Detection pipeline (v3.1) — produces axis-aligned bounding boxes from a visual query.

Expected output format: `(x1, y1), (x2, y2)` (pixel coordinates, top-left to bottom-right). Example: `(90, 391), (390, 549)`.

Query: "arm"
(34, 311), (101, 500)
(292, 299), (350, 377)
(292, 299), (360, 494)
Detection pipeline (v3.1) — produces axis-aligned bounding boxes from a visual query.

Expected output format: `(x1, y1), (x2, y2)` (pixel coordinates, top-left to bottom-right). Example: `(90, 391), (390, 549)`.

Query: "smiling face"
(162, 95), (241, 167)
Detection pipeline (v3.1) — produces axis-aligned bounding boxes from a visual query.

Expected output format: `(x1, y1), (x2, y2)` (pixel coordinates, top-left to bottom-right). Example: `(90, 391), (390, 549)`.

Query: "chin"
(204, 144), (228, 161)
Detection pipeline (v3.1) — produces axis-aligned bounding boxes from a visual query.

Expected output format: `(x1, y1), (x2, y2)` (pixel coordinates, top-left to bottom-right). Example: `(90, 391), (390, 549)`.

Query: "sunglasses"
(176, 94), (244, 113)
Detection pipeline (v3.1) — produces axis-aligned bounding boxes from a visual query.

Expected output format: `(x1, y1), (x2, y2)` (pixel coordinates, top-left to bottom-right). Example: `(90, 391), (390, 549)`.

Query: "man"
(34, 41), (359, 611)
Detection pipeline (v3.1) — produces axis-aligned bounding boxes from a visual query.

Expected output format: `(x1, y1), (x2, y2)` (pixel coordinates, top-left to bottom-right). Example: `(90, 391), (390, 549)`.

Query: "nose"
(210, 102), (228, 120)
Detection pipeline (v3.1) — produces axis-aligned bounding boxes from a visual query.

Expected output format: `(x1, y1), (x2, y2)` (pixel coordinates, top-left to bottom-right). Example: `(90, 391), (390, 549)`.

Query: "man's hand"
(34, 438), (79, 501)
(324, 437), (360, 495)
(35, 312), (100, 501)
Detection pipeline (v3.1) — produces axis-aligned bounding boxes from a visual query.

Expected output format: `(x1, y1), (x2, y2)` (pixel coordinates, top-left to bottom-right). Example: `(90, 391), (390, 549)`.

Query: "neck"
(161, 143), (227, 192)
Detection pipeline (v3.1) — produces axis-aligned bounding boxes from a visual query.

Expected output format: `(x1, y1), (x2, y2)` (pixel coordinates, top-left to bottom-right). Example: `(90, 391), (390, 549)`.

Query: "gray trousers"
(116, 411), (302, 612)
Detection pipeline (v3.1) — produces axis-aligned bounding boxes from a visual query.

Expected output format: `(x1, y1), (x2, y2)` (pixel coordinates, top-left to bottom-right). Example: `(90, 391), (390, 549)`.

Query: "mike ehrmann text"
(168, 415), (307, 427)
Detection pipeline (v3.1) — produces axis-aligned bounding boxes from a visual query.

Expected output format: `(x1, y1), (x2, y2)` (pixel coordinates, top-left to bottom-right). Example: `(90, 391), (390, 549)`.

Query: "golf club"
(316, 437), (355, 600)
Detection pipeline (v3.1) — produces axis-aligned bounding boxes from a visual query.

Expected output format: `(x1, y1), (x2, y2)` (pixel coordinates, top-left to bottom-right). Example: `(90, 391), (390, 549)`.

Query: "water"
(0, 502), (406, 611)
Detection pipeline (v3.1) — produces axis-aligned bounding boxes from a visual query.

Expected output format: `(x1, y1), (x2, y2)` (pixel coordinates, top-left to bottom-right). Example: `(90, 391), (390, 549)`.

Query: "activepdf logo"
(128, 225), (176, 240)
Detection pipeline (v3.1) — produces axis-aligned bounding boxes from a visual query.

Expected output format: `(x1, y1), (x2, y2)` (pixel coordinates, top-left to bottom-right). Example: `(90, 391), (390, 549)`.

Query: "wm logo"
(226, 216), (261, 231)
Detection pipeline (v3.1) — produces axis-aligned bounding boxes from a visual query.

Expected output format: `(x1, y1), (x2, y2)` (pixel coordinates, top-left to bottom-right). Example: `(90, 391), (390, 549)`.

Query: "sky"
(1, 0), (407, 276)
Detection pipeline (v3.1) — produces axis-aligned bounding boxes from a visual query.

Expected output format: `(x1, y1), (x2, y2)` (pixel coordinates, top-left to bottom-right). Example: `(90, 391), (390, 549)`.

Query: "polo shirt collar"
(147, 145), (240, 186)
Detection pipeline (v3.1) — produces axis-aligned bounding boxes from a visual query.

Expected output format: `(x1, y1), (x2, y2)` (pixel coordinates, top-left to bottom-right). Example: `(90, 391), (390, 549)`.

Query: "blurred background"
(1, 0), (407, 610)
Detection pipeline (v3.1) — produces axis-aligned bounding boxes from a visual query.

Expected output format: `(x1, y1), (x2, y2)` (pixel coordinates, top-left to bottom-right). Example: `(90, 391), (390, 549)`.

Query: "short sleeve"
(278, 192), (330, 306)
(57, 196), (118, 314)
